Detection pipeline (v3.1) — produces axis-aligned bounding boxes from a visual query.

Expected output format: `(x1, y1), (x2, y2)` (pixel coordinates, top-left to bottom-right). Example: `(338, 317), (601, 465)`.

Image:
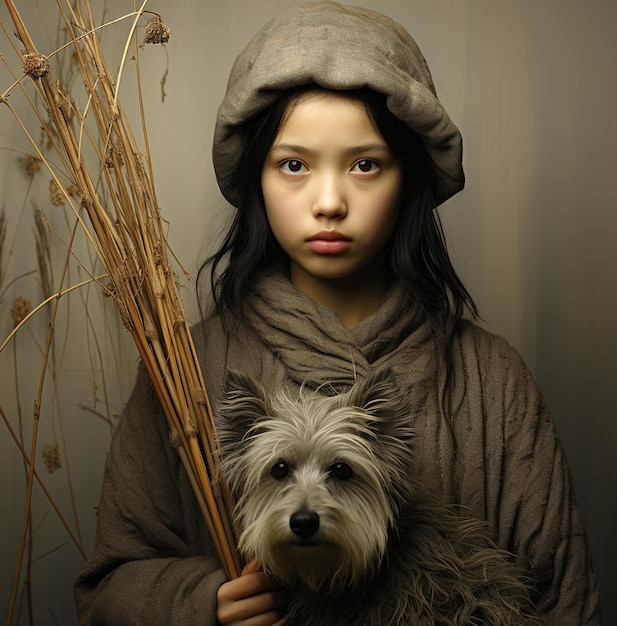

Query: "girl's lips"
(307, 239), (351, 254)
(307, 231), (351, 255)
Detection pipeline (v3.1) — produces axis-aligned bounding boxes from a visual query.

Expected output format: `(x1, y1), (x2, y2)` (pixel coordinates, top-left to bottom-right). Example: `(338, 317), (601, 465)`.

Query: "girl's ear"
(216, 369), (268, 453)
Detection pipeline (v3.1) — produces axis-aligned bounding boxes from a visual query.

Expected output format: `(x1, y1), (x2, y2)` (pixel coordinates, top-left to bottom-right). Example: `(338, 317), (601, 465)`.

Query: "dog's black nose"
(290, 511), (320, 539)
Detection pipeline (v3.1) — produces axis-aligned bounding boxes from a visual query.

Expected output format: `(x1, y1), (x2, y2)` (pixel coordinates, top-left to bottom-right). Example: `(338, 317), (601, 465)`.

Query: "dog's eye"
(270, 460), (291, 480)
(328, 462), (352, 481)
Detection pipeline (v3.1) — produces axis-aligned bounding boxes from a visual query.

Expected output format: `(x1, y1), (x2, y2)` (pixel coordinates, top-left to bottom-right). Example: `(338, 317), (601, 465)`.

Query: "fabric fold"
(242, 264), (429, 389)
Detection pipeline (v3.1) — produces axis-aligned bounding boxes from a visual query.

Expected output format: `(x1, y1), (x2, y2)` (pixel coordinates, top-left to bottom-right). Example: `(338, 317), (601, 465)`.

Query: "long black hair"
(198, 85), (478, 352)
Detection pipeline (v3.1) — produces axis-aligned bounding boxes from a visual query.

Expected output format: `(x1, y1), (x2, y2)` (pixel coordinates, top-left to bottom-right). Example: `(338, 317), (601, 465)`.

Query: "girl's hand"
(216, 561), (288, 625)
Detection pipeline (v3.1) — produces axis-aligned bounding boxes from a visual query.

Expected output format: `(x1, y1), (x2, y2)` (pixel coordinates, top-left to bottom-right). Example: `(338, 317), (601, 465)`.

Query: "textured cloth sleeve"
(74, 365), (227, 625)
(460, 327), (601, 625)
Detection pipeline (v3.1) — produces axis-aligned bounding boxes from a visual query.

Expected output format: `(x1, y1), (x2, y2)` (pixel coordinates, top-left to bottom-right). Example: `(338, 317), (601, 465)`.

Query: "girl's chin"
(289, 259), (387, 290)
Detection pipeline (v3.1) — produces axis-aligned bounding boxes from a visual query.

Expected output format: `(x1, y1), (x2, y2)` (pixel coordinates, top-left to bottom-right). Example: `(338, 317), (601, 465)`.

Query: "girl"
(75, 2), (601, 624)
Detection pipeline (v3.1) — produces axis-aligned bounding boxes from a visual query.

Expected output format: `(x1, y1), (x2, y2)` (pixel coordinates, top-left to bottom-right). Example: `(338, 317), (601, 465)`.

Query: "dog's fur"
(216, 368), (539, 625)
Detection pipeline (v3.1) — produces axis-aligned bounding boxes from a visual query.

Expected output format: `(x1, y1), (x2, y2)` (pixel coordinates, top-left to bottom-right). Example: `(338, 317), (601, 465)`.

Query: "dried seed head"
(42, 444), (62, 473)
(11, 296), (31, 327)
(49, 178), (65, 206)
(19, 155), (42, 177)
(66, 183), (81, 198)
(55, 82), (74, 123)
(101, 278), (116, 298)
(143, 14), (171, 44)
(105, 143), (124, 169)
(153, 242), (162, 266)
(22, 52), (51, 80)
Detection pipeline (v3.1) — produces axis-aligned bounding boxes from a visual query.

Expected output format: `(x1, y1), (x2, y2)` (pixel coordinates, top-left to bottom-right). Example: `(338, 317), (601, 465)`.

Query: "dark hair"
(198, 86), (478, 352)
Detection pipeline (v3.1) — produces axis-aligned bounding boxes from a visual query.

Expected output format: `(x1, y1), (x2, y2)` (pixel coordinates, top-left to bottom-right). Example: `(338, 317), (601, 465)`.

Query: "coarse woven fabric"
(74, 265), (602, 625)
(213, 0), (464, 208)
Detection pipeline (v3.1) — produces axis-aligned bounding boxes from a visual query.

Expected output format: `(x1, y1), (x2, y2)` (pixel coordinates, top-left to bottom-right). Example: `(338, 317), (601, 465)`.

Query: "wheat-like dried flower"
(100, 278), (115, 298)
(55, 81), (74, 123)
(105, 143), (124, 169)
(5, 0), (239, 579)
(143, 14), (170, 44)
(19, 155), (42, 177)
(66, 183), (81, 198)
(11, 295), (31, 327)
(22, 52), (50, 79)
(49, 178), (65, 206)
(42, 444), (62, 473)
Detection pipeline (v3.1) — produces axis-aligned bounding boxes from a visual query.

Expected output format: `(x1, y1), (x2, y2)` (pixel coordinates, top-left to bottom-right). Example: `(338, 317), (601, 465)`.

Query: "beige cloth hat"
(213, 1), (464, 207)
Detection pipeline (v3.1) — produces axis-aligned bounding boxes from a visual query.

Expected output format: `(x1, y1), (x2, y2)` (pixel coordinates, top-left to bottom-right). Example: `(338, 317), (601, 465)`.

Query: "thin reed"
(3, 0), (240, 591)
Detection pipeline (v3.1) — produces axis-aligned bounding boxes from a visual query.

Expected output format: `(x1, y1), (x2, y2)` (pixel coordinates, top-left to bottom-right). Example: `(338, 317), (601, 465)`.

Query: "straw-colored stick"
(3, 0), (241, 581)
(0, 406), (87, 559)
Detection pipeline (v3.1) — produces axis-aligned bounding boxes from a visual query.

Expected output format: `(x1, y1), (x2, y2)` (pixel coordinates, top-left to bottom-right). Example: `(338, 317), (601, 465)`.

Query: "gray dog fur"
(217, 368), (539, 625)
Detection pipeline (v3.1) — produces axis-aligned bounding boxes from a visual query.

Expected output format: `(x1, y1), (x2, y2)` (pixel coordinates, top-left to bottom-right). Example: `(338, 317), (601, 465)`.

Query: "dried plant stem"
(7, 180), (75, 625)
(3, 0), (241, 592)
(0, 405), (86, 559)
(12, 335), (34, 625)
(0, 277), (106, 355)
(45, 217), (86, 551)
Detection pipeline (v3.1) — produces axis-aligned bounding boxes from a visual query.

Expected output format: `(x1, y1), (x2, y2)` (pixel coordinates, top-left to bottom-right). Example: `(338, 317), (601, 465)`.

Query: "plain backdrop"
(1, 1), (615, 623)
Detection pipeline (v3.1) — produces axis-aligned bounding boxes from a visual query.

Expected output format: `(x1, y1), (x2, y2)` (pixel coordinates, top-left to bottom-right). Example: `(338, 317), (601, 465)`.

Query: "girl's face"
(261, 90), (403, 299)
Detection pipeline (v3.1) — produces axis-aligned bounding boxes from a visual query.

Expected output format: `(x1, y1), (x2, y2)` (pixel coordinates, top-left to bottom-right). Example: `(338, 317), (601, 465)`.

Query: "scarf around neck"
(242, 265), (432, 390)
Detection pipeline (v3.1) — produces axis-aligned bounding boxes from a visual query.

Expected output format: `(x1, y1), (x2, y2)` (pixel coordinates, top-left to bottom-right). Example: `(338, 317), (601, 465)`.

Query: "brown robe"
(74, 266), (601, 624)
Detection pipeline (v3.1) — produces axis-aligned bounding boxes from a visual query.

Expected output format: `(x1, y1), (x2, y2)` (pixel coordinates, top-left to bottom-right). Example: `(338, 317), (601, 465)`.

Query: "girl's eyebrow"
(269, 143), (392, 156)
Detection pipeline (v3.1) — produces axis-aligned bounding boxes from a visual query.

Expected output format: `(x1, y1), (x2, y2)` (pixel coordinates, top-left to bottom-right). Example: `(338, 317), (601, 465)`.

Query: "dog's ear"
(223, 369), (267, 403)
(345, 367), (414, 441)
(346, 367), (416, 504)
(346, 367), (406, 417)
(216, 369), (268, 452)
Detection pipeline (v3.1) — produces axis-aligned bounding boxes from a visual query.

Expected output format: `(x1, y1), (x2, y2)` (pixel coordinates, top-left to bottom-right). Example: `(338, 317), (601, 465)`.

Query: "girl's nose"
(311, 173), (347, 219)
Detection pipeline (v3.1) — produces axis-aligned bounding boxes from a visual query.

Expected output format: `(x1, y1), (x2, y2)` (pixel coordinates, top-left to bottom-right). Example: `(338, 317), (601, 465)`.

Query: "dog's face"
(216, 367), (415, 590)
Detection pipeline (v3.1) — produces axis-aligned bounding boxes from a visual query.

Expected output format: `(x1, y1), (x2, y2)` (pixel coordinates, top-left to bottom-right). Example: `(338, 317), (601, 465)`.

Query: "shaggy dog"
(216, 368), (539, 625)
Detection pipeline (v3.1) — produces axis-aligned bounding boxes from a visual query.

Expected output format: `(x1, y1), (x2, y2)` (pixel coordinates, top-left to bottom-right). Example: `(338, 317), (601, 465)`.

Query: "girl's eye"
(352, 159), (379, 174)
(280, 159), (307, 174)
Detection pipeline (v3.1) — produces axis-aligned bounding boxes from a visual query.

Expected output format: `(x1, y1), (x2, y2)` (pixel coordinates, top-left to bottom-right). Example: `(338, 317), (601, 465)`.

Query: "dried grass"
(0, 208), (6, 292)
(2, 1), (241, 613)
(10, 294), (31, 327)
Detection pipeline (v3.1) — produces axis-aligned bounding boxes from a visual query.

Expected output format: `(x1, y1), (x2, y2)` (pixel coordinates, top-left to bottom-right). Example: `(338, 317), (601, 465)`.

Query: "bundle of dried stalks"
(3, 0), (240, 583)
